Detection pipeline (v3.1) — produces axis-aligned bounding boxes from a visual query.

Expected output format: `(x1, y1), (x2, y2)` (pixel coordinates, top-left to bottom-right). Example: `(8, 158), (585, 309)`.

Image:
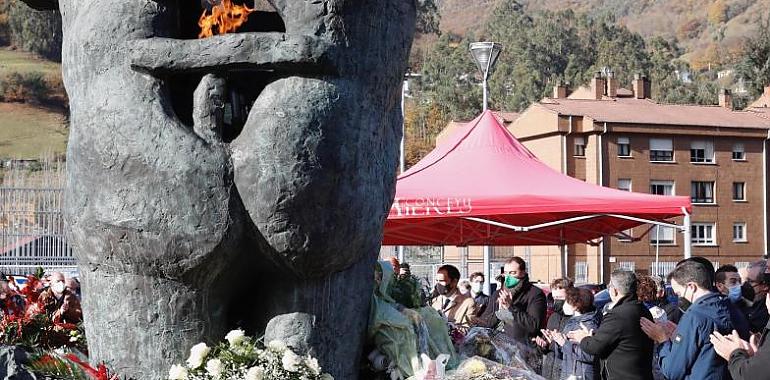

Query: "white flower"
(205, 358), (224, 378)
(69, 336), (78, 342)
(245, 366), (265, 380)
(186, 342), (211, 369)
(281, 349), (302, 372)
(304, 356), (321, 375)
(168, 364), (188, 380)
(320, 374), (334, 380)
(225, 329), (246, 346)
(267, 340), (287, 352)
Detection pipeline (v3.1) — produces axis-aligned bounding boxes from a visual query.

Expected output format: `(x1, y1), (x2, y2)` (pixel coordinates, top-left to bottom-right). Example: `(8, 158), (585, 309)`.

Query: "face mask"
(505, 275), (520, 289)
(459, 287), (469, 295)
(562, 302), (575, 316)
(553, 300), (565, 313)
(741, 281), (756, 302)
(435, 283), (447, 295)
(678, 286), (692, 313)
(728, 285), (743, 303)
(471, 282), (482, 294)
(52, 281), (65, 294)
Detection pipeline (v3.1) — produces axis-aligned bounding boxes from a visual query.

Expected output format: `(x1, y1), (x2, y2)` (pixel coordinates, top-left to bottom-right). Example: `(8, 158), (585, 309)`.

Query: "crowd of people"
(0, 271), (83, 324)
(380, 255), (770, 380)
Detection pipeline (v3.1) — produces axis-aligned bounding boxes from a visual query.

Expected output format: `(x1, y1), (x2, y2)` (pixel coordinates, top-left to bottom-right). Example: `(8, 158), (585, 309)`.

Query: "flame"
(198, 0), (254, 39)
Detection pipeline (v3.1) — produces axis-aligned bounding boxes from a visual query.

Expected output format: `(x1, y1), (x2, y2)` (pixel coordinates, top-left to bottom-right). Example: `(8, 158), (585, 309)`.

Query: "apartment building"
(507, 73), (770, 283)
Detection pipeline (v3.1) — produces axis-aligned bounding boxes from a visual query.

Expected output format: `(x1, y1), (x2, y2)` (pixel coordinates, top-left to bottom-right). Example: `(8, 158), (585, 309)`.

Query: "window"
(650, 261), (677, 277)
(733, 223), (747, 242)
(575, 262), (588, 284)
(690, 140), (715, 163)
(691, 181), (715, 204)
(650, 138), (673, 162)
(651, 225), (675, 245)
(617, 179), (632, 191)
(574, 137), (586, 157)
(618, 137), (631, 157)
(650, 181), (674, 196)
(735, 261), (750, 270)
(732, 143), (745, 160)
(732, 182), (746, 201)
(692, 223), (716, 245)
(617, 261), (636, 271)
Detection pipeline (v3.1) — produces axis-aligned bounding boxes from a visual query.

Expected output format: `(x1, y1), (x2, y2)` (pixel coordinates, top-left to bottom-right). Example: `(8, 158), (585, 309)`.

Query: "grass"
(0, 48), (60, 77)
(0, 102), (67, 159)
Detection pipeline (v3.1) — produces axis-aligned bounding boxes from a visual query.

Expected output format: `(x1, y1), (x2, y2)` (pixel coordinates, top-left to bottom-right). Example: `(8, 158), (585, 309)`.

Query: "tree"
(5, 0), (62, 61)
(736, 17), (770, 99)
(416, 0), (440, 35)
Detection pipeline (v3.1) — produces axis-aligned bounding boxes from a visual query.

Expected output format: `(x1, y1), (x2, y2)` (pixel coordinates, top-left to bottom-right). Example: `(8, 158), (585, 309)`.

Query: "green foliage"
(0, 71), (51, 103)
(420, 34), (481, 122)
(416, 0), (440, 35)
(4, 0), (61, 61)
(736, 17), (770, 99)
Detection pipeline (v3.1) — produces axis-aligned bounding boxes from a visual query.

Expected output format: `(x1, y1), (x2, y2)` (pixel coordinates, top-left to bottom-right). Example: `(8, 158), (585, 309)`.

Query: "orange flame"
(198, 0), (254, 39)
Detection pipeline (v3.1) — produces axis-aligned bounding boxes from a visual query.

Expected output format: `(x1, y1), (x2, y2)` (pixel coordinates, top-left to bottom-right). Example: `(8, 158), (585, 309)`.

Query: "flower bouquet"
(27, 350), (122, 380)
(168, 329), (334, 380)
(0, 275), (87, 353)
(445, 356), (545, 380)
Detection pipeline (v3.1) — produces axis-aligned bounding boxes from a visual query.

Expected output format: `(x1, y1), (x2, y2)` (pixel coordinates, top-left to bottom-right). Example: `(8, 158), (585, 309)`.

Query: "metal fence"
(0, 161), (77, 276)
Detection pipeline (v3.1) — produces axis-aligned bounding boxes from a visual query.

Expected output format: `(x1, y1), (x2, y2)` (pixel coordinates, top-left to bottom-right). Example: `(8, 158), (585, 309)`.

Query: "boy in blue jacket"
(641, 260), (733, 380)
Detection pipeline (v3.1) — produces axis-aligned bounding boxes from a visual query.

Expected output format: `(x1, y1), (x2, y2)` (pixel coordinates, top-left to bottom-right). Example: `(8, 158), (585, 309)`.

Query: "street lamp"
(469, 42), (502, 111)
(469, 42), (502, 295)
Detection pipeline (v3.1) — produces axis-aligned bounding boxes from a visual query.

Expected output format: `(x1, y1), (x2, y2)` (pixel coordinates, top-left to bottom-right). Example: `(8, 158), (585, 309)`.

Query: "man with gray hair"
(568, 270), (654, 380)
(740, 259), (769, 333)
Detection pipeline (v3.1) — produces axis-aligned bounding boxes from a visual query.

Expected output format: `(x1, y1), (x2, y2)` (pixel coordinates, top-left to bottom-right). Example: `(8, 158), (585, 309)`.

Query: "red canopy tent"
(383, 110), (692, 279)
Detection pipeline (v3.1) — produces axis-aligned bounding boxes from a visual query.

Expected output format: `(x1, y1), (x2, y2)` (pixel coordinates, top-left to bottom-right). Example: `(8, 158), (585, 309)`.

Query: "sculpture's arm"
(17, 0), (58, 11)
(129, 33), (336, 76)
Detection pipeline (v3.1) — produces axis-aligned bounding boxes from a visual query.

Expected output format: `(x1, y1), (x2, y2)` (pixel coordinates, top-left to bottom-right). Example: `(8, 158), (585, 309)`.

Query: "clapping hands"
(567, 323), (593, 343)
(710, 330), (759, 360)
(640, 318), (676, 344)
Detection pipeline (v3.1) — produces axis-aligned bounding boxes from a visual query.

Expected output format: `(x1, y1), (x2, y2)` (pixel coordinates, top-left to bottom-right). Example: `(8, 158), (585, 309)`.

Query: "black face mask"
(553, 300), (565, 314)
(741, 281), (756, 302)
(436, 283), (448, 295)
(678, 286), (692, 313)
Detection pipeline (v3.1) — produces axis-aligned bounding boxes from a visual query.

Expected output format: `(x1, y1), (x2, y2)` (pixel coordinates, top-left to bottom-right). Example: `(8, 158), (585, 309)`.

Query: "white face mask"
(562, 302), (575, 316)
(52, 281), (65, 294)
(471, 282), (482, 294)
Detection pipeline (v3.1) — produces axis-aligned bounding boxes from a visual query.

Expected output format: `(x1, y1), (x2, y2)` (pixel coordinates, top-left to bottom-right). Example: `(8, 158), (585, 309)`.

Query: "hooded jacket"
(561, 311), (601, 380)
(658, 292), (733, 380)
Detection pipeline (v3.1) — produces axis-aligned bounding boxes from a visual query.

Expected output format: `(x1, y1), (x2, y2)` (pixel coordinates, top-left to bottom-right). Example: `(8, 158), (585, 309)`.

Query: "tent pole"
(483, 245), (491, 295)
(655, 225), (660, 276)
(683, 207), (692, 259)
(560, 228), (567, 278)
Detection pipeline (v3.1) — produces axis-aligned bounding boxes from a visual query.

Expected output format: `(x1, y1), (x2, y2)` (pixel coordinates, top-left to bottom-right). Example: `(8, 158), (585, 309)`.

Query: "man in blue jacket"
(641, 260), (734, 380)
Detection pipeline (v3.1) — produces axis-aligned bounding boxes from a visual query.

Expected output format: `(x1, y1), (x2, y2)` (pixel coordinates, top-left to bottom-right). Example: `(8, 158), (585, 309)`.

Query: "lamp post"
(398, 71), (420, 263)
(469, 42), (502, 111)
(470, 42), (502, 295)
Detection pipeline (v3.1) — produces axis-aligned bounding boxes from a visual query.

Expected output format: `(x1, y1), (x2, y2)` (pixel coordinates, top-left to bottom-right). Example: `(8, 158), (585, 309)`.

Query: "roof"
(436, 111), (520, 144)
(384, 111), (690, 246)
(538, 97), (770, 129)
(749, 86), (770, 108)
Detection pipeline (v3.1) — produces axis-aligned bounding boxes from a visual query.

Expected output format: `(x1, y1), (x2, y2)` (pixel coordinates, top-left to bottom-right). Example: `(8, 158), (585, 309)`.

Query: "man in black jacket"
(568, 270), (654, 380)
(474, 257), (546, 345)
(711, 294), (770, 380)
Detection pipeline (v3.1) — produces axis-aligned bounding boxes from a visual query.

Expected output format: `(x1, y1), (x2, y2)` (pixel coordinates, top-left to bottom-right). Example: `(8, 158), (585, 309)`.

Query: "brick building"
(507, 73), (770, 283)
(422, 74), (770, 285)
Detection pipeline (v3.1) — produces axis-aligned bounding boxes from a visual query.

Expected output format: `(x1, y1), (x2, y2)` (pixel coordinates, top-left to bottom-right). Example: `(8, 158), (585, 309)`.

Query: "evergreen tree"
(736, 17), (770, 99)
(5, 0), (62, 61)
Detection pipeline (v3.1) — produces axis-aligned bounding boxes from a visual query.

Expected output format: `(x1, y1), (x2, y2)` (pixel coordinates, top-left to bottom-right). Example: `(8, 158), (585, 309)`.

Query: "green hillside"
(438, 0), (769, 69)
(0, 48), (59, 76)
(0, 102), (68, 159)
